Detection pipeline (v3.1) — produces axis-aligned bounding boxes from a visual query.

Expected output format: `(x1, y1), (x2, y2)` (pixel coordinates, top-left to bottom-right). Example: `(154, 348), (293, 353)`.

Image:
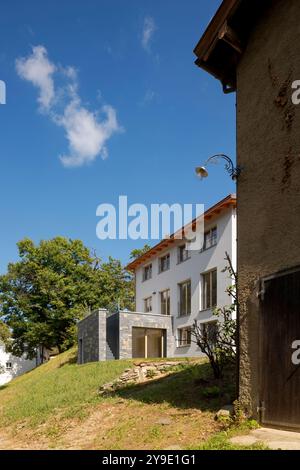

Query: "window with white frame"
(159, 253), (170, 273)
(143, 264), (152, 281)
(5, 362), (12, 370)
(178, 280), (191, 317)
(203, 227), (217, 250)
(177, 327), (192, 347)
(202, 269), (217, 310)
(200, 321), (218, 346)
(177, 244), (190, 263)
(160, 289), (170, 315)
(144, 297), (152, 313)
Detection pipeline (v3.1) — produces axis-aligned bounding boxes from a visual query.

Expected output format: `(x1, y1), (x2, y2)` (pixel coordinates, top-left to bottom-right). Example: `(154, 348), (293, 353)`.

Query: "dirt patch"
(0, 398), (221, 450)
(0, 360), (233, 449)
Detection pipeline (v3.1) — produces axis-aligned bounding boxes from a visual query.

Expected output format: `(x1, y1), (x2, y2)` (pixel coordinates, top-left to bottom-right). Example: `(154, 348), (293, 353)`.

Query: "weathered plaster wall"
(237, 0), (300, 416)
(119, 311), (174, 359)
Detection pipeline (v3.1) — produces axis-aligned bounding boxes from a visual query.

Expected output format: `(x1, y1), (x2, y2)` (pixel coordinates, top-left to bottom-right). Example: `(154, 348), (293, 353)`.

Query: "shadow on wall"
(111, 362), (236, 412)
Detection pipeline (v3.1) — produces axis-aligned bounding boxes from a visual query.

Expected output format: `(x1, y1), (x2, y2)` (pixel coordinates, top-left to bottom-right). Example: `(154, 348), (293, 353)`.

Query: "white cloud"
(59, 101), (119, 167)
(142, 16), (156, 52)
(16, 46), (121, 168)
(16, 45), (56, 111)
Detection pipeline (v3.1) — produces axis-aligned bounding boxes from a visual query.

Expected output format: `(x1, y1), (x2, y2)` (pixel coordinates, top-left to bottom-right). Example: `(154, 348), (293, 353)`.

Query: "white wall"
(0, 343), (36, 386)
(135, 206), (237, 357)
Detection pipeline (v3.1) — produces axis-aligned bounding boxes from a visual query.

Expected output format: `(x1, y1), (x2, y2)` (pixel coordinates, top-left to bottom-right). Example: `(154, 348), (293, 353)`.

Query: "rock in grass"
(215, 405), (234, 420)
(156, 417), (173, 426)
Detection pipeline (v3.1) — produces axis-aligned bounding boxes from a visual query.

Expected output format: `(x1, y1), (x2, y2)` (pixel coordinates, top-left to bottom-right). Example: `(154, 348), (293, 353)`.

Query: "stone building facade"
(78, 309), (106, 363)
(78, 309), (173, 362)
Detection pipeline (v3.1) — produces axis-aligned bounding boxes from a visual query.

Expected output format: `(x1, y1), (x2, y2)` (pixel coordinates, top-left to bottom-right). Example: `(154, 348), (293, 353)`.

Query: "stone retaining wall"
(99, 360), (187, 394)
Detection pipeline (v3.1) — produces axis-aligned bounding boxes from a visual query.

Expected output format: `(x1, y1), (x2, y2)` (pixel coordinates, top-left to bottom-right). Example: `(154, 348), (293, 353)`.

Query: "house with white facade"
(0, 342), (36, 386)
(77, 194), (236, 363)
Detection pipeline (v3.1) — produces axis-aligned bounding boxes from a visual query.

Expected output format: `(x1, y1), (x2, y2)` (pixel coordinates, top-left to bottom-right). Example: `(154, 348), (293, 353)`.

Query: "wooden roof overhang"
(193, 0), (266, 93)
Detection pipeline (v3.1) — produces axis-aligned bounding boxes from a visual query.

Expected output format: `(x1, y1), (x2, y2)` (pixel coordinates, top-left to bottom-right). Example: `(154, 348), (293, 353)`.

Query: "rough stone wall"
(78, 310), (175, 363)
(119, 311), (174, 359)
(237, 0), (300, 416)
(106, 312), (119, 360)
(98, 309), (107, 361)
(99, 361), (188, 394)
(77, 311), (100, 364)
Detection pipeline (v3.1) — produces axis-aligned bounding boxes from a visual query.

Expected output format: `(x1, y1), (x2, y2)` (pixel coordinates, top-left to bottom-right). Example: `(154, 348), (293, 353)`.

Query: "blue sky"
(0, 0), (236, 272)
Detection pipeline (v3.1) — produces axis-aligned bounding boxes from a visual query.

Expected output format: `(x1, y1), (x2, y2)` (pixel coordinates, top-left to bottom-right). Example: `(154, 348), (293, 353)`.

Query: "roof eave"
(193, 0), (242, 93)
(126, 194), (236, 272)
(193, 0), (266, 93)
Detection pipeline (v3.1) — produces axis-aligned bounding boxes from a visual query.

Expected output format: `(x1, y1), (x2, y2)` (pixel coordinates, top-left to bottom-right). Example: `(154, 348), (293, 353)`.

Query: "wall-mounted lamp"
(195, 154), (242, 181)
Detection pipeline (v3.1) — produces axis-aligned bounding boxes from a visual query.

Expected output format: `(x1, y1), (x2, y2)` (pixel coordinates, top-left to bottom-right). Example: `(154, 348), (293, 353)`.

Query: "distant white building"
(0, 342), (36, 386)
(78, 194), (237, 362)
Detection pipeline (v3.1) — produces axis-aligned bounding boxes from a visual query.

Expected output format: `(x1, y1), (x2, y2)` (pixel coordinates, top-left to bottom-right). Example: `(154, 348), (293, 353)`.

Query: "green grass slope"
(0, 351), (267, 450)
(0, 348), (132, 427)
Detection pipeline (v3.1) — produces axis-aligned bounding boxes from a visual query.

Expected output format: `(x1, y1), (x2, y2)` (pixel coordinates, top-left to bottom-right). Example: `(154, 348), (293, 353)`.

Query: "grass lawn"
(0, 349), (267, 450)
(0, 348), (132, 426)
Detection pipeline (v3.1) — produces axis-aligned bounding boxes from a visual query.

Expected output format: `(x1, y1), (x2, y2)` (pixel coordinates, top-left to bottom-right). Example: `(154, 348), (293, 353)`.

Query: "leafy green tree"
(100, 257), (134, 312)
(0, 320), (10, 345)
(0, 321), (10, 374)
(0, 237), (133, 358)
(130, 244), (151, 260)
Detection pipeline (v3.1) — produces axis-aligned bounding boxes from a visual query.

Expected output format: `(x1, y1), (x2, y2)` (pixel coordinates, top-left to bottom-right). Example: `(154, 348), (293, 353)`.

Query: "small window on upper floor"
(203, 227), (217, 251)
(144, 297), (152, 313)
(5, 362), (12, 370)
(159, 254), (170, 273)
(143, 264), (152, 281)
(177, 244), (190, 264)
